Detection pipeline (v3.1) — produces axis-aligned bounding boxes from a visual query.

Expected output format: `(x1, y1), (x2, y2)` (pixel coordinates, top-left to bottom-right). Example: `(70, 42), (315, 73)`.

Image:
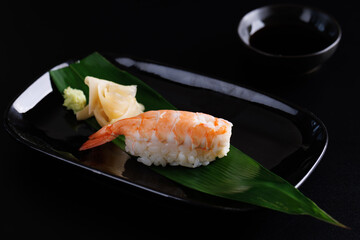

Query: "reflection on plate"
(4, 55), (328, 211)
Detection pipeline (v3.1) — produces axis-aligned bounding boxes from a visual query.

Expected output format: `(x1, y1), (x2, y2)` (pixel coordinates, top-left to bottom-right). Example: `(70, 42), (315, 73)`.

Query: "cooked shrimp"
(80, 110), (232, 168)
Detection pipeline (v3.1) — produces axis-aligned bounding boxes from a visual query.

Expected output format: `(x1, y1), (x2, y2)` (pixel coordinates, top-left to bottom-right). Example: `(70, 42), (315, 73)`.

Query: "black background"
(2, 0), (359, 238)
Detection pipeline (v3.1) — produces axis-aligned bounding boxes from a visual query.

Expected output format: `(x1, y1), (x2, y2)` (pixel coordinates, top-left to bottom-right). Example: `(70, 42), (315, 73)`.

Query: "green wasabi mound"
(63, 86), (86, 113)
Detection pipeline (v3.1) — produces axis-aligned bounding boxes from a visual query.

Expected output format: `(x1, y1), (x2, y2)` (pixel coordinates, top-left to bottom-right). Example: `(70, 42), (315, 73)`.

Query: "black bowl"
(238, 4), (341, 74)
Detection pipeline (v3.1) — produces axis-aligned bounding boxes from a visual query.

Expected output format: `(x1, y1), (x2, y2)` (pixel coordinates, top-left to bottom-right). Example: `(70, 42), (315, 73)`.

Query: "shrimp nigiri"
(80, 110), (232, 168)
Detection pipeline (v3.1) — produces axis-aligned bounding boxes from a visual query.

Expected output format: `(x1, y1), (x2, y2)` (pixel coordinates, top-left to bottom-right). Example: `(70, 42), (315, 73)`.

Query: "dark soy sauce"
(249, 22), (334, 56)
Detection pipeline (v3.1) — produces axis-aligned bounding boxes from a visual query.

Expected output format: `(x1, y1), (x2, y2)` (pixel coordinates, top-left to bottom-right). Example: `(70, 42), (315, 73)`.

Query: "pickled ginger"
(76, 76), (145, 127)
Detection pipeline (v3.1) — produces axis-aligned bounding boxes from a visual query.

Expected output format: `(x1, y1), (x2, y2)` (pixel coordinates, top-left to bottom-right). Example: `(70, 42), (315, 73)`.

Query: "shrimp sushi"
(80, 110), (232, 168)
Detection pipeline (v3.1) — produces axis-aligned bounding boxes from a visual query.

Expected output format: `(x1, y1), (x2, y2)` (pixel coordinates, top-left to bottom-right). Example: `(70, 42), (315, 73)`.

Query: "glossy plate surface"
(4, 55), (328, 210)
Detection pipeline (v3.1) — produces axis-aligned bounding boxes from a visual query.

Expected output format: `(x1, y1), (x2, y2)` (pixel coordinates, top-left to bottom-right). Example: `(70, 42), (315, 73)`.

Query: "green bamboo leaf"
(49, 52), (346, 228)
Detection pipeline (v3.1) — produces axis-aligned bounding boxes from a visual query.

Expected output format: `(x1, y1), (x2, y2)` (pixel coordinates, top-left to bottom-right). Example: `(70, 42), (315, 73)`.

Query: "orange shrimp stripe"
(80, 110), (230, 151)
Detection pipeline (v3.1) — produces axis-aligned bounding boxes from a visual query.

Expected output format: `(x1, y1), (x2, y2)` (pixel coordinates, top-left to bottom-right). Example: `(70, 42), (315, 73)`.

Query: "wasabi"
(63, 86), (86, 113)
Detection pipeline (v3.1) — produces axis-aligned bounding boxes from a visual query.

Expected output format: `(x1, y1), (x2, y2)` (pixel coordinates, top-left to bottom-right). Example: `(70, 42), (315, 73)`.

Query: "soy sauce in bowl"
(249, 22), (334, 56)
(238, 4), (342, 74)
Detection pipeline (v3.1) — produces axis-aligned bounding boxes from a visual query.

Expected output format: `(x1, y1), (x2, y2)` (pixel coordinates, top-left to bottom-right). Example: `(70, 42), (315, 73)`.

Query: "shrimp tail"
(79, 124), (118, 151)
(79, 117), (137, 151)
